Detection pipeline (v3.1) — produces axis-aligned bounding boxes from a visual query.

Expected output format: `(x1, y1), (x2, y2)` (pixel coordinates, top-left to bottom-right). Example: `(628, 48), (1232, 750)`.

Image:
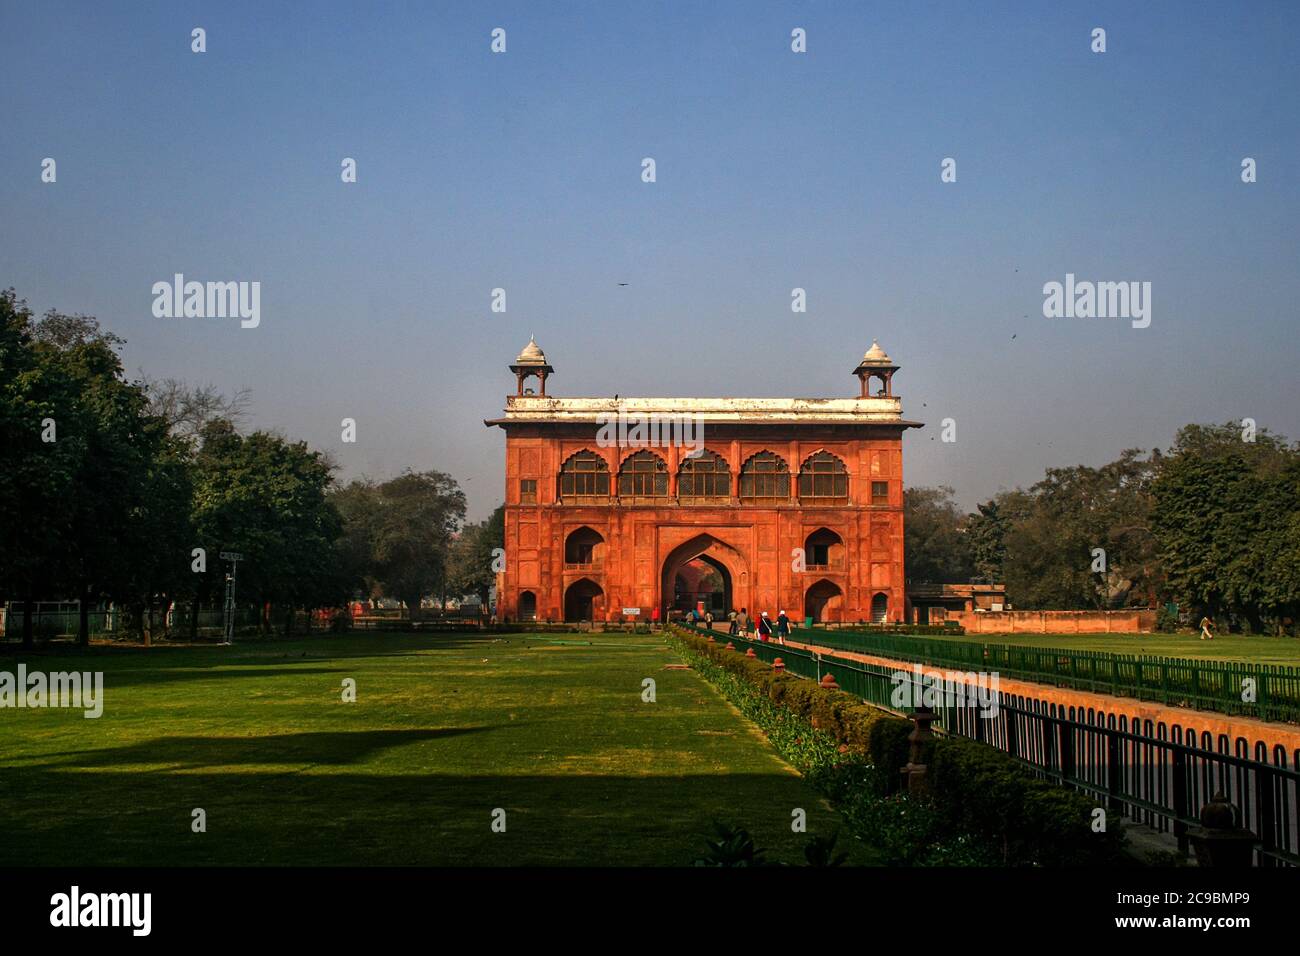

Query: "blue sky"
(3, 1), (1298, 519)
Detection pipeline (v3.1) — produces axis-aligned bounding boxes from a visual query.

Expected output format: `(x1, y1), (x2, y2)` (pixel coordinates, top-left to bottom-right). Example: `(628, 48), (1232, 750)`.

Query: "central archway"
(672, 555), (731, 615)
(659, 533), (747, 620)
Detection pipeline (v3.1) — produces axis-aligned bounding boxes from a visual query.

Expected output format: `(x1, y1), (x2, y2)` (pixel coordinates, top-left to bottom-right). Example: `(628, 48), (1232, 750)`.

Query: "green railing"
(673, 624), (1300, 865)
(782, 626), (1300, 724)
(677, 625), (906, 713)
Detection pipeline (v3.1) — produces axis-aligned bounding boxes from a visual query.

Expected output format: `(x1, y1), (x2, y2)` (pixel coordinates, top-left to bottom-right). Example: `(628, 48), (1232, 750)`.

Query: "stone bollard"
(773, 658), (785, 673)
(900, 705), (938, 796)
(724, 642), (735, 651)
(1187, 792), (1259, 868)
(819, 672), (839, 691)
(745, 648), (757, 658)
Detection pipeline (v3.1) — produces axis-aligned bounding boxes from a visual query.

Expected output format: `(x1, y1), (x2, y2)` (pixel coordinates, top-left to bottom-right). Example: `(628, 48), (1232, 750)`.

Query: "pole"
(219, 552), (243, 645)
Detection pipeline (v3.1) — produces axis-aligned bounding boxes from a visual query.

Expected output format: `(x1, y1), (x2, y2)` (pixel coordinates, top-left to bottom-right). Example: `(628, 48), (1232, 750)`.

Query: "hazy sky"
(4, 1), (1298, 520)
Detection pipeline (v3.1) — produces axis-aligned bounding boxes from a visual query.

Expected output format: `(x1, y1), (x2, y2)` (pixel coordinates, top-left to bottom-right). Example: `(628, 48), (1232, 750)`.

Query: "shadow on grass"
(87, 666), (352, 690)
(21, 728), (497, 770)
(0, 766), (867, 867)
(0, 633), (498, 661)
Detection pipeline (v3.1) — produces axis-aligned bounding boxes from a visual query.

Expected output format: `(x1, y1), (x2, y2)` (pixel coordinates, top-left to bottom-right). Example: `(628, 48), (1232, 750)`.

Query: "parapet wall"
(947, 608), (1157, 634)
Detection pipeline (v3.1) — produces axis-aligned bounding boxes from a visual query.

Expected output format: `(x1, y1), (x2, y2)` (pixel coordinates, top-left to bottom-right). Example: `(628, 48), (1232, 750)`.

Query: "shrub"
(670, 626), (1127, 866)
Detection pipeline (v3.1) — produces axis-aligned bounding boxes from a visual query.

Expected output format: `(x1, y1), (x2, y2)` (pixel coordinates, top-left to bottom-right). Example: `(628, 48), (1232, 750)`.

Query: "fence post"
(1106, 730), (1122, 812)
(1059, 717), (1075, 784)
(1041, 714), (1056, 777)
(1255, 764), (1276, 867)
(1172, 749), (1188, 855)
(1187, 792), (1259, 867)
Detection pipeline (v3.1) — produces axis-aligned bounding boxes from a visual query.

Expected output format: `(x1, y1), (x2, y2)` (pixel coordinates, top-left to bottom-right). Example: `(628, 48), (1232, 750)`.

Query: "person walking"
(1200, 615), (1215, 641)
(727, 608), (738, 636)
(757, 611), (772, 642)
(704, 609), (714, 630)
(737, 607), (750, 637)
(776, 610), (790, 645)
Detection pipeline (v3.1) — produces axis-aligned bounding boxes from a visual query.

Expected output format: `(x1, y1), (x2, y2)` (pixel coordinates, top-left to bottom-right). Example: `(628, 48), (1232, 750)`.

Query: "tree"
(448, 504), (505, 606)
(114, 433), (194, 644)
(966, 497), (1013, 582)
(0, 292), (81, 647)
(1152, 424), (1300, 632)
(365, 471), (467, 616)
(28, 307), (184, 645)
(969, 451), (1158, 611)
(329, 479), (384, 604)
(903, 486), (974, 584)
(190, 420), (347, 636)
(143, 377), (251, 444)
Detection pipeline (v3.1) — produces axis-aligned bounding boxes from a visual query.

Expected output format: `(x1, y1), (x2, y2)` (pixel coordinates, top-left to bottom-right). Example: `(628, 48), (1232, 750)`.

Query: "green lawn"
(907, 630), (1300, 665)
(0, 632), (867, 866)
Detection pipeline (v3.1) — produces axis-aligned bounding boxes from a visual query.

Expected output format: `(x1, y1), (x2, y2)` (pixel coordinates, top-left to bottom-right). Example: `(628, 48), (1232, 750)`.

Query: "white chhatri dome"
(861, 339), (892, 364)
(515, 335), (547, 365)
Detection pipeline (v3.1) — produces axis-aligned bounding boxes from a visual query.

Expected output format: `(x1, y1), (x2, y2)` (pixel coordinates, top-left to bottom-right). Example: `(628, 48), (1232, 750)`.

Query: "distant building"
(906, 582), (1008, 625)
(486, 337), (922, 624)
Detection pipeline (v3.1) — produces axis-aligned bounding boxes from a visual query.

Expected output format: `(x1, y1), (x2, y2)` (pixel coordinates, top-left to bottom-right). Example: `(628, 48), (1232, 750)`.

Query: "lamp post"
(219, 551), (243, 645)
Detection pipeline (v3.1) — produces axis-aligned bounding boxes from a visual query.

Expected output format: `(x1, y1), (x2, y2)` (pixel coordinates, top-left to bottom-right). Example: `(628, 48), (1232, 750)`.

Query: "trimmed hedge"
(671, 627), (1126, 866)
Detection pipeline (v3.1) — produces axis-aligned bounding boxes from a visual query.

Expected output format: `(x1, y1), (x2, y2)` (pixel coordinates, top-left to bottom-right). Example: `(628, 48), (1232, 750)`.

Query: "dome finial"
(515, 336), (547, 365)
(861, 339), (891, 364)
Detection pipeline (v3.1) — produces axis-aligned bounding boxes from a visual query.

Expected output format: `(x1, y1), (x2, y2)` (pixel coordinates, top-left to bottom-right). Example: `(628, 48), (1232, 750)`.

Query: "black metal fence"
(680, 624), (1300, 866)
(786, 625), (1300, 724)
(0, 605), (261, 641)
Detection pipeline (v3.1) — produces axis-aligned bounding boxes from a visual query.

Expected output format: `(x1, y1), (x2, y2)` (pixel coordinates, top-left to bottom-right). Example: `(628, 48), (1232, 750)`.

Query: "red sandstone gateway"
(486, 337), (922, 625)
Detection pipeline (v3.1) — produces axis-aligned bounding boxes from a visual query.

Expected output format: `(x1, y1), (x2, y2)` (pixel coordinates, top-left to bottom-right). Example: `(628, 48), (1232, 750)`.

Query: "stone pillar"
(900, 705), (938, 795)
(668, 444), (679, 501)
(1187, 792), (1259, 867)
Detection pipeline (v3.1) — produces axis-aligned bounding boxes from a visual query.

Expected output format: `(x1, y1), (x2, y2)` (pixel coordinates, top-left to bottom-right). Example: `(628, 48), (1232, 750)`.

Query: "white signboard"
(622, 607), (640, 616)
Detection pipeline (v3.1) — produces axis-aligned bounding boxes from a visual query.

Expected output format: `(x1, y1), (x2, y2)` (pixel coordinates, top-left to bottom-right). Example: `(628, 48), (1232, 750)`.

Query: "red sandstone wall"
(939, 608), (1158, 634)
(499, 429), (907, 623)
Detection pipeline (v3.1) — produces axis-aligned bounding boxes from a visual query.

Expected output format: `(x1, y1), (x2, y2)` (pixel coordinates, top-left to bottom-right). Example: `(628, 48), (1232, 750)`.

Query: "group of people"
(682, 606), (792, 643)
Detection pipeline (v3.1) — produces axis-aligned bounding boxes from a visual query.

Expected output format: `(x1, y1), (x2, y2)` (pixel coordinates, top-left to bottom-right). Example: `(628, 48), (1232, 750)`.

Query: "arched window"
(798, 451), (849, 504)
(558, 451), (610, 502)
(518, 591), (537, 622)
(565, 527), (604, 568)
(739, 452), (790, 504)
(678, 450), (730, 503)
(618, 451), (668, 502)
(871, 592), (889, 624)
(804, 528), (844, 570)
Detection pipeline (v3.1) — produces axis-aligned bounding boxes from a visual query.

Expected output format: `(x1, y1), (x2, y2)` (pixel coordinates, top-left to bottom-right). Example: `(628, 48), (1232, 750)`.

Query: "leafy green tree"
(29, 307), (185, 645)
(973, 451), (1158, 611)
(1168, 421), (1294, 475)
(448, 504), (505, 606)
(0, 292), (81, 647)
(329, 478), (384, 604)
(191, 420), (346, 635)
(903, 486), (974, 584)
(365, 471), (466, 616)
(1152, 424), (1300, 632)
(966, 497), (1012, 582)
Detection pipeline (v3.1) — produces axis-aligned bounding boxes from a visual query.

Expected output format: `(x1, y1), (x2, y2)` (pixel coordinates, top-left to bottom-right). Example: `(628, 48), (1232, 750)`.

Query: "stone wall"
(936, 607), (1157, 634)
